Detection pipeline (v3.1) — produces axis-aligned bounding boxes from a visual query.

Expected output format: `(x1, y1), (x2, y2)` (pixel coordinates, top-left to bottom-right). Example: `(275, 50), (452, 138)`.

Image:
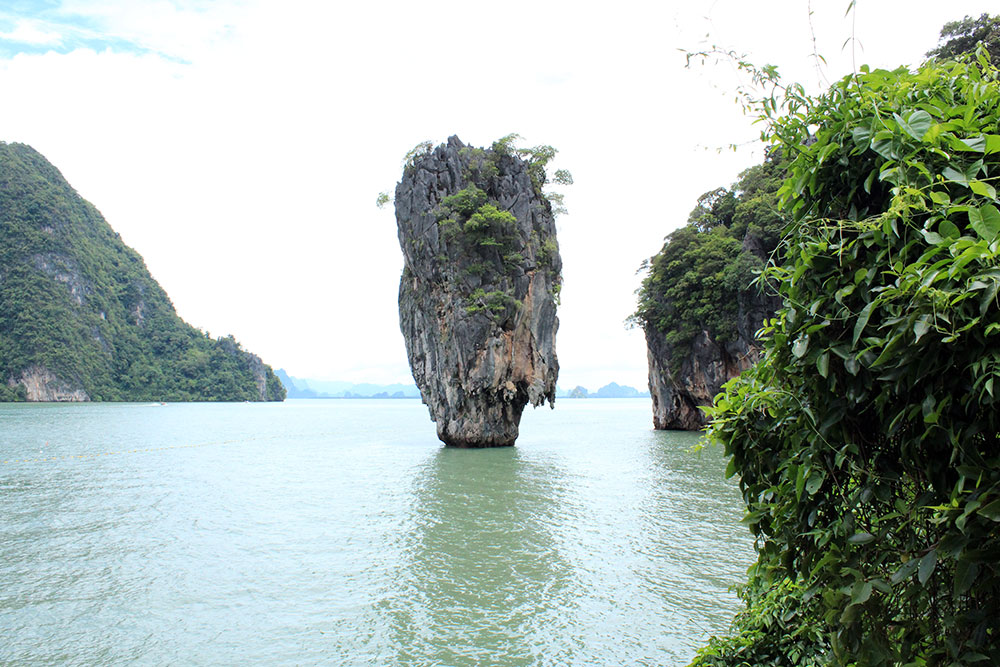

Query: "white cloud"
(0, 20), (63, 46)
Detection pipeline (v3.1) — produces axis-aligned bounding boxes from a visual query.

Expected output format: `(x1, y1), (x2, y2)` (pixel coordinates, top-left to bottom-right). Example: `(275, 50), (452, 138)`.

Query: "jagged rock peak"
(395, 135), (562, 447)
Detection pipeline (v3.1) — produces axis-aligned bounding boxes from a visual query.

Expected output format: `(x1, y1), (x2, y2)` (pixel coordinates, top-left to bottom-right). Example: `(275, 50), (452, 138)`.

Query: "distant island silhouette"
(276, 370), (648, 400)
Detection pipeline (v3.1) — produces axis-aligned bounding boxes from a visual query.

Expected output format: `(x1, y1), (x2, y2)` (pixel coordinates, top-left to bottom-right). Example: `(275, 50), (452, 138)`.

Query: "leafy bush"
(698, 53), (1000, 665)
(927, 13), (1000, 64)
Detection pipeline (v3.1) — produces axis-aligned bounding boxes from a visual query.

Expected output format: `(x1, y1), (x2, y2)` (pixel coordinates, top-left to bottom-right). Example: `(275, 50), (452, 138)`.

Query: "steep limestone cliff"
(395, 136), (561, 447)
(636, 160), (784, 430)
(645, 260), (778, 429)
(13, 365), (90, 402)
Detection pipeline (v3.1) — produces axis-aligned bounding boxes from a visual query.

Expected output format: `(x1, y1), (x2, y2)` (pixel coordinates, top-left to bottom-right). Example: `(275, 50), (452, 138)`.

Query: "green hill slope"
(0, 142), (285, 402)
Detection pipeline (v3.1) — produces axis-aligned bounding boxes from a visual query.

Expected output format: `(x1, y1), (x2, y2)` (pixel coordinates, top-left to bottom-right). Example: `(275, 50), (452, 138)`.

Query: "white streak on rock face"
(395, 136), (561, 447)
(16, 365), (89, 402)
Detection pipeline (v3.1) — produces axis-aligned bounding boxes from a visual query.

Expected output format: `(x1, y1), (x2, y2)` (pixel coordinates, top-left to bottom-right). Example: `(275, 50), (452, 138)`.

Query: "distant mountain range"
(275, 370), (421, 399)
(277, 370), (648, 400)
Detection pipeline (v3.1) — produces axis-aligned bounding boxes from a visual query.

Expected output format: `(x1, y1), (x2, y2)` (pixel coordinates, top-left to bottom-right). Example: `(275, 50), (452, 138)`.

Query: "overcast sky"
(0, 0), (994, 389)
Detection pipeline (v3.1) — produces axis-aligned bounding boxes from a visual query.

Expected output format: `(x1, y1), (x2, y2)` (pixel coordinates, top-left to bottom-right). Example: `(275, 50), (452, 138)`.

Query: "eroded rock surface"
(395, 136), (561, 447)
(15, 365), (90, 402)
(645, 232), (780, 430)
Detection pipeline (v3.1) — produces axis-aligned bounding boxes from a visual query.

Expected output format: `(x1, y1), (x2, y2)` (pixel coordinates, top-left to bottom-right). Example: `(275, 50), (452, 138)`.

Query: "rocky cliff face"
(395, 136), (561, 447)
(14, 365), (90, 402)
(645, 231), (781, 430)
(636, 157), (785, 431)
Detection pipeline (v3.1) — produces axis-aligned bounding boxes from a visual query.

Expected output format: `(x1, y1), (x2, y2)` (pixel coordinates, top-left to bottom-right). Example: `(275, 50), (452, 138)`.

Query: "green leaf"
(816, 352), (829, 378)
(850, 580), (873, 605)
(977, 498), (1000, 521)
(918, 550), (937, 585)
(891, 558), (919, 584)
(922, 394), (938, 424)
(871, 135), (900, 160)
(896, 110), (932, 142)
(968, 205), (1000, 242)
(863, 168), (877, 194)
(792, 336), (809, 358)
(921, 229), (944, 245)
(848, 532), (876, 545)
(853, 302), (874, 347)
(944, 165), (969, 185)
(839, 602), (860, 625)
(970, 180), (997, 200)
(955, 559), (979, 596)
(805, 469), (825, 495)
(957, 135), (986, 152)
(851, 125), (872, 148)
(929, 191), (951, 206)
(913, 318), (931, 342)
(985, 135), (1000, 155)
(939, 219), (961, 238)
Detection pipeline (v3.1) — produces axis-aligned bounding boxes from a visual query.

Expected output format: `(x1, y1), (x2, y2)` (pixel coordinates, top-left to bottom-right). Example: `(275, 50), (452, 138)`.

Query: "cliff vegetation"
(632, 158), (784, 429)
(0, 142), (285, 402)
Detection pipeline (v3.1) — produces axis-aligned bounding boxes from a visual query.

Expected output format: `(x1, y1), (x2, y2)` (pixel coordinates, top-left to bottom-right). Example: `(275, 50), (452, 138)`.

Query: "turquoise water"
(0, 399), (753, 666)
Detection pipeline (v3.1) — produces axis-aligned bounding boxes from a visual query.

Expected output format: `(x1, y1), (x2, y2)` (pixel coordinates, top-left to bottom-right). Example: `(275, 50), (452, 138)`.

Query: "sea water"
(0, 399), (754, 666)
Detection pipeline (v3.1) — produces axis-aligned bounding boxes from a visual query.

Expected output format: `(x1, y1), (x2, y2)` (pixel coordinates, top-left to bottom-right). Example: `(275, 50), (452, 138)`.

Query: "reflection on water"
(381, 448), (575, 666)
(0, 399), (753, 665)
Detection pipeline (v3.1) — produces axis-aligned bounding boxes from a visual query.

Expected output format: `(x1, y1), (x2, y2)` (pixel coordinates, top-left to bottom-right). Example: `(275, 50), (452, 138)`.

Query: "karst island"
(392, 135), (567, 447)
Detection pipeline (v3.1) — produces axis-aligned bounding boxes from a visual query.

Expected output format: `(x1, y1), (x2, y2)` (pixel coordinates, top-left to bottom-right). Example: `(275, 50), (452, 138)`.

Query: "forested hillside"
(0, 142), (285, 402)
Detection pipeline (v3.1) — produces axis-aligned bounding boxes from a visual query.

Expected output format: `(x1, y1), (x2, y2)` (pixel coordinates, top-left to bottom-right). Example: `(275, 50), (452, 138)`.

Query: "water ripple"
(0, 399), (754, 665)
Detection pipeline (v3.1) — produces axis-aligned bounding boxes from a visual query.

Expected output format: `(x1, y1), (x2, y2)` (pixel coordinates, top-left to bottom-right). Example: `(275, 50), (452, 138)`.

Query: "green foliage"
(553, 169), (574, 186)
(691, 578), (829, 666)
(490, 133), (522, 156)
(490, 134), (572, 215)
(433, 185), (524, 322)
(927, 13), (1000, 64)
(632, 159), (785, 351)
(376, 191), (391, 209)
(400, 137), (564, 328)
(403, 140), (434, 173)
(464, 203), (516, 235)
(441, 184), (488, 218)
(0, 383), (27, 401)
(465, 289), (519, 315)
(700, 56), (1000, 665)
(537, 237), (559, 266)
(0, 142), (285, 402)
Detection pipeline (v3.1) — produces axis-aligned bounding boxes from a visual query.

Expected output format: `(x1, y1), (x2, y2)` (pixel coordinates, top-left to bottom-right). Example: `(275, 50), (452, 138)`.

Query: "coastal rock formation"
(395, 136), (561, 447)
(645, 276), (777, 430)
(0, 142), (286, 402)
(14, 365), (90, 402)
(635, 159), (784, 430)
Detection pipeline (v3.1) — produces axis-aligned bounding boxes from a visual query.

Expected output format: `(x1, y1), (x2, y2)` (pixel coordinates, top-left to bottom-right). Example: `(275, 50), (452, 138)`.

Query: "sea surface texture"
(0, 399), (753, 666)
